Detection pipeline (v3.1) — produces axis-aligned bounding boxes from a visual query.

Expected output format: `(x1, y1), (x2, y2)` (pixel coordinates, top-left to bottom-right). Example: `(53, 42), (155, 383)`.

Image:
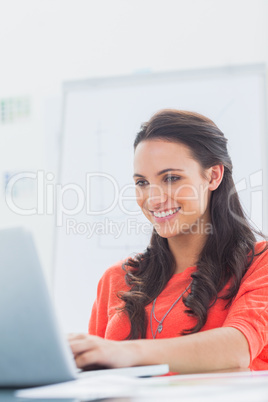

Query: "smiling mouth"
(152, 207), (181, 218)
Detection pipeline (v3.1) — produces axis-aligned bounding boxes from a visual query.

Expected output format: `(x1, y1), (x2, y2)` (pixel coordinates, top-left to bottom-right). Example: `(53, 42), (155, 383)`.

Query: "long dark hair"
(119, 109), (266, 340)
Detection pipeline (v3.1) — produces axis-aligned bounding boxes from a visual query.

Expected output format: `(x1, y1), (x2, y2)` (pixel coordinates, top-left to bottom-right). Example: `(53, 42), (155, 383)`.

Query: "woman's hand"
(68, 327), (250, 373)
(68, 333), (138, 369)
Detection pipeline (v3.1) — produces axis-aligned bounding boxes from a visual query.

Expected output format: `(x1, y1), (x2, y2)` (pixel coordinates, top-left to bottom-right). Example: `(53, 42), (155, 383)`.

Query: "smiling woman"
(133, 140), (221, 241)
(69, 109), (268, 374)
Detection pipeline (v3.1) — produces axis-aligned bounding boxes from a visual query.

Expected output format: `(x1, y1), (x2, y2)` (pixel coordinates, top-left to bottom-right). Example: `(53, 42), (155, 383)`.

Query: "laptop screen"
(0, 227), (76, 388)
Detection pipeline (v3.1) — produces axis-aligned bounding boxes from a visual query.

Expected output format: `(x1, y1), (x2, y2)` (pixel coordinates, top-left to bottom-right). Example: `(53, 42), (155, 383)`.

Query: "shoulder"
(102, 259), (127, 280)
(97, 258), (131, 292)
(242, 241), (268, 284)
(250, 241), (268, 268)
(253, 240), (268, 255)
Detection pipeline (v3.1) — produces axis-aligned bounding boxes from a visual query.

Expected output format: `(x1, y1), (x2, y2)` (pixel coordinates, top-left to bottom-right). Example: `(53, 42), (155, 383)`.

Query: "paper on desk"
(16, 371), (268, 402)
(16, 375), (139, 400)
(131, 371), (268, 402)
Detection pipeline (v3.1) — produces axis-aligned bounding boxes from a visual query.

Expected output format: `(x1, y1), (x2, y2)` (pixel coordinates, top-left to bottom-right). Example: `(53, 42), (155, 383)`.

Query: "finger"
(67, 333), (87, 341)
(75, 350), (97, 368)
(75, 349), (111, 369)
(69, 335), (99, 356)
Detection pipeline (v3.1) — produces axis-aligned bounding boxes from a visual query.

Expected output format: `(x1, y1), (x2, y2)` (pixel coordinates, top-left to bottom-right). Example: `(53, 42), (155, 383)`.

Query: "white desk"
(12, 370), (268, 402)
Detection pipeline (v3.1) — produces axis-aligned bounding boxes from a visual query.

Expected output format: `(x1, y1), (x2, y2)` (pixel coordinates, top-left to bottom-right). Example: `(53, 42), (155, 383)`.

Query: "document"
(16, 370), (268, 401)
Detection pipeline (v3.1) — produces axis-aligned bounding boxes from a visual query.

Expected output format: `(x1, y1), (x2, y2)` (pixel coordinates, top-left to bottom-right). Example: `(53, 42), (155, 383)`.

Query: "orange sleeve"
(88, 261), (128, 337)
(222, 250), (268, 366)
(88, 274), (109, 337)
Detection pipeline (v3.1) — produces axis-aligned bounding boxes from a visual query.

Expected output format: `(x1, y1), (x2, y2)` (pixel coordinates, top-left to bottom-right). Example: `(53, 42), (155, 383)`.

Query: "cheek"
(135, 187), (146, 209)
(172, 183), (209, 211)
(197, 187), (210, 212)
(172, 185), (199, 204)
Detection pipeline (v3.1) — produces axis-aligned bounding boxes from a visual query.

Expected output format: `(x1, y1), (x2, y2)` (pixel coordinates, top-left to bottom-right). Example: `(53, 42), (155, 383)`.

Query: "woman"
(69, 110), (268, 373)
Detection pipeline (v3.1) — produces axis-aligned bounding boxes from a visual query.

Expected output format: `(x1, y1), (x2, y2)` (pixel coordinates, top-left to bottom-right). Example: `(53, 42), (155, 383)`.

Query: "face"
(133, 139), (213, 239)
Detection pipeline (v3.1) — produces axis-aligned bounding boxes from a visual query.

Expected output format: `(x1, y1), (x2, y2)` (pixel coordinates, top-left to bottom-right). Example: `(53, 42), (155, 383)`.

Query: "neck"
(168, 229), (208, 274)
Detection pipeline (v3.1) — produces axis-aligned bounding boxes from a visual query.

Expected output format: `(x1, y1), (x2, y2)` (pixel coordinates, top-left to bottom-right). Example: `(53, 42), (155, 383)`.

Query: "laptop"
(0, 227), (168, 388)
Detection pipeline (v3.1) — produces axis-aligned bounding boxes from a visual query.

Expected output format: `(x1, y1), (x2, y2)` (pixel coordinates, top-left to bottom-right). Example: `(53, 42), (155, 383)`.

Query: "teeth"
(153, 207), (180, 218)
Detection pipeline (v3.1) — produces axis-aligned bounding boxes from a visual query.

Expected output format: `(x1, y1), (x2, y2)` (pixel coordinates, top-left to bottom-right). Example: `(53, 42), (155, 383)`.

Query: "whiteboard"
(54, 65), (268, 332)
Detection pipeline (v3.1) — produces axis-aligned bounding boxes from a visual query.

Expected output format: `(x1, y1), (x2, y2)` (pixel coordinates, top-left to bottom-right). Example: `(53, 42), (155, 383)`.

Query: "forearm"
(127, 327), (250, 373)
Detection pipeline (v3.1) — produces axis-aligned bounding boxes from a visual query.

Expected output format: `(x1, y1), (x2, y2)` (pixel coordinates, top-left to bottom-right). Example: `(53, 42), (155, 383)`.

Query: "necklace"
(150, 281), (192, 339)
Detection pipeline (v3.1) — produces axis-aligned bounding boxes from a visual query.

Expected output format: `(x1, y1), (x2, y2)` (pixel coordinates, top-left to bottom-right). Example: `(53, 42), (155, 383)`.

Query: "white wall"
(1, 0), (267, 92)
(0, 0), (268, 284)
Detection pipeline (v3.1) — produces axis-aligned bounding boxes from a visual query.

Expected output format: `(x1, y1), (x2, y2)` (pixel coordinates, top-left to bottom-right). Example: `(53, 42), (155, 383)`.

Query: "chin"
(154, 227), (182, 239)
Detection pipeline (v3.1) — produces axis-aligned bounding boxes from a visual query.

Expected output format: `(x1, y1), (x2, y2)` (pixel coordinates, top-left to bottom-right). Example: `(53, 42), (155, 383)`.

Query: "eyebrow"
(133, 168), (184, 178)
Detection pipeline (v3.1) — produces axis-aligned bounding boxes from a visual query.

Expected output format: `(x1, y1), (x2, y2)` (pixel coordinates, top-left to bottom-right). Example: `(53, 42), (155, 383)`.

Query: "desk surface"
(0, 391), (121, 402)
(2, 370), (268, 402)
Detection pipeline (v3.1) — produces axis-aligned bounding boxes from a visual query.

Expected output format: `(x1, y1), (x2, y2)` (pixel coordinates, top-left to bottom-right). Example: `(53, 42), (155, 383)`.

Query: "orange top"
(89, 242), (268, 370)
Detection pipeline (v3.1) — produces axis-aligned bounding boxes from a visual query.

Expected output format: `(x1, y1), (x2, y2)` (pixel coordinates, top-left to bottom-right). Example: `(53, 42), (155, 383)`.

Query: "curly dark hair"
(118, 109), (267, 340)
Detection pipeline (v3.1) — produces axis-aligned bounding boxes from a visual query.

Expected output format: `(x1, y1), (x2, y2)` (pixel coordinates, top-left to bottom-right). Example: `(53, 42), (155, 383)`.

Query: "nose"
(147, 184), (167, 210)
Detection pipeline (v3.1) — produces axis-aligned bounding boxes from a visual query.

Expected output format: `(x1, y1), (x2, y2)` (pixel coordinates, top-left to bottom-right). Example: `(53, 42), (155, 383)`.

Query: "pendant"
(157, 323), (163, 333)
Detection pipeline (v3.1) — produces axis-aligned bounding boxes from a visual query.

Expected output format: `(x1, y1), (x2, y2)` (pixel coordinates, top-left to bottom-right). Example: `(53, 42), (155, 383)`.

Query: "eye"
(135, 179), (149, 187)
(164, 175), (181, 183)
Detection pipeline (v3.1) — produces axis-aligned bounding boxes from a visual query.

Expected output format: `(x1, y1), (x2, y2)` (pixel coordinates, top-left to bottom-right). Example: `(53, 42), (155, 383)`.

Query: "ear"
(208, 165), (224, 191)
